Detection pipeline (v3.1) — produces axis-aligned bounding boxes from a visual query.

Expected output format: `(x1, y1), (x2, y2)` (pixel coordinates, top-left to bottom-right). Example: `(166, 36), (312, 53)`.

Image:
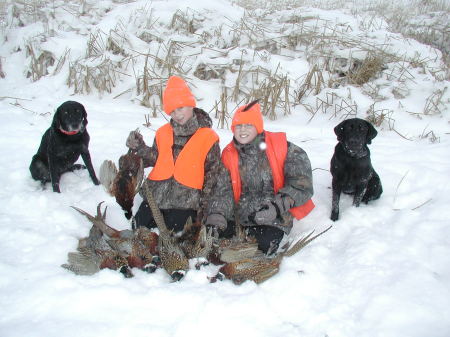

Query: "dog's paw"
(330, 211), (339, 221)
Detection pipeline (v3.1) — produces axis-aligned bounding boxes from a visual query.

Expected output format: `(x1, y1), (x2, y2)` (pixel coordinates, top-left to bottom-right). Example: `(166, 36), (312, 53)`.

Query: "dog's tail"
(99, 160), (118, 195)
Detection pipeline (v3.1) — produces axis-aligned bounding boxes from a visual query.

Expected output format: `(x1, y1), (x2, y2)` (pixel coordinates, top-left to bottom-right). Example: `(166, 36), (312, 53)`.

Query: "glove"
(253, 202), (277, 226)
(204, 213), (227, 231)
(126, 130), (145, 150)
(253, 194), (294, 226)
(273, 194), (294, 215)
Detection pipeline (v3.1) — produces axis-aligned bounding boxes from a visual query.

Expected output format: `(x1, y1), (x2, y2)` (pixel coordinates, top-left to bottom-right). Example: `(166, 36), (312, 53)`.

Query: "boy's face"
(171, 106), (194, 125)
(234, 123), (258, 144)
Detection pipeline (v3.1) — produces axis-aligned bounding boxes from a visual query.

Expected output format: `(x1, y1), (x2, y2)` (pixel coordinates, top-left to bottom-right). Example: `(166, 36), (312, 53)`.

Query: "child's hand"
(205, 213), (227, 230)
(273, 194), (294, 214)
(253, 202), (277, 225)
(126, 129), (145, 150)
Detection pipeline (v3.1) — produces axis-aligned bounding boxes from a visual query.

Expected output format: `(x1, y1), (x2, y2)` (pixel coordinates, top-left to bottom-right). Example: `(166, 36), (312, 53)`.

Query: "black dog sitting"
(330, 118), (382, 221)
(30, 101), (100, 193)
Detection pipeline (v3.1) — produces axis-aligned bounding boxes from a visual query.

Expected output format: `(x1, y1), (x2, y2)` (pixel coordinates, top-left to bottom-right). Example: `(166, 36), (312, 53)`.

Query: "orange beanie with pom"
(162, 76), (196, 115)
(231, 100), (264, 134)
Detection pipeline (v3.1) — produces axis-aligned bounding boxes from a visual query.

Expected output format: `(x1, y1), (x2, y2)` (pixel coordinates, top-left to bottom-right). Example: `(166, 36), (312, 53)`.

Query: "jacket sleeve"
(136, 137), (158, 168)
(202, 143), (234, 220)
(278, 141), (314, 206)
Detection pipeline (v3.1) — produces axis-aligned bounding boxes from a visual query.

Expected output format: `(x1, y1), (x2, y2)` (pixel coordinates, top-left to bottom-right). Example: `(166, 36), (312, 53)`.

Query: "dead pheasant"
(99, 147), (144, 220)
(142, 180), (190, 281)
(62, 202), (159, 277)
(178, 218), (215, 269)
(210, 225), (332, 285)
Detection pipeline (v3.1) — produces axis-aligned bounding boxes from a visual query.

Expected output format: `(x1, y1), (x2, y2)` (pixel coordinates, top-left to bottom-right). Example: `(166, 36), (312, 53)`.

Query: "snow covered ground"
(0, 1), (449, 336)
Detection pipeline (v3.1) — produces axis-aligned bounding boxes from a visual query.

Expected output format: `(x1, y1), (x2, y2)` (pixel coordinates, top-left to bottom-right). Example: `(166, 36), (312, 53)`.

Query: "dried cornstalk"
(170, 9), (196, 34)
(216, 86), (229, 129)
(67, 58), (120, 95)
(0, 58), (5, 78)
(107, 28), (128, 57)
(296, 64), (325, 102)
(366, 103), (395, 129)
(53, 48), (70, 75)
(332, 97), (358, 120)
(85, 30), (106, 58)
(25, 42), (55, 81)
(231, 51), (246, 102)
(423, 88), (447, 115)
(348, 54), (384, 85)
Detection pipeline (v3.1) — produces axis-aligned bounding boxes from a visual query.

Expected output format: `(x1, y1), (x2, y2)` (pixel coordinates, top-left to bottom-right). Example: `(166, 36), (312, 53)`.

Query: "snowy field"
(0, 0), (449, 336)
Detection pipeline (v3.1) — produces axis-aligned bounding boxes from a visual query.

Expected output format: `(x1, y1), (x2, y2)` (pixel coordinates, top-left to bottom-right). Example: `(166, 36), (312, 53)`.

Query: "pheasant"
(99, 147), (144, 220)
(178, 218), (215, 269)
(62, 202), (159, 277)
(209, 225), (332, 285)
(142, 180), (189, 281)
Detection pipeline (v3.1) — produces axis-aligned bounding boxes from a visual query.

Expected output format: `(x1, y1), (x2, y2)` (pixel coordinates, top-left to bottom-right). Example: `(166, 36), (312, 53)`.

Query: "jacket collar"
(233, 132), (265, 155)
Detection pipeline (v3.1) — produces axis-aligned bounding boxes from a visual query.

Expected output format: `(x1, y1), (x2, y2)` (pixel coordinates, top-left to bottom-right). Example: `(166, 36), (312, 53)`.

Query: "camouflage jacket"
(136, 108), (222, 217)
(207, 132), (313, 233)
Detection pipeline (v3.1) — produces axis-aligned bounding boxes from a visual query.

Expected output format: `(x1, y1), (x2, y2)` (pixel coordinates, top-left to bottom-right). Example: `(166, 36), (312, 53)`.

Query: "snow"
(0, 1), (449, 336)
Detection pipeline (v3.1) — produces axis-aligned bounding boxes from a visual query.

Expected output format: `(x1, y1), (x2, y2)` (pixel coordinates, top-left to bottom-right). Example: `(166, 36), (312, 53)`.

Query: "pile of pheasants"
(62, 145), (331, 284)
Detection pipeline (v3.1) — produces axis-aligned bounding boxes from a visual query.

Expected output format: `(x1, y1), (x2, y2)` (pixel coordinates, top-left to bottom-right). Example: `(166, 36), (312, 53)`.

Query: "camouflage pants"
(134, 201), (197, 233)
(246, 225), (284, 255)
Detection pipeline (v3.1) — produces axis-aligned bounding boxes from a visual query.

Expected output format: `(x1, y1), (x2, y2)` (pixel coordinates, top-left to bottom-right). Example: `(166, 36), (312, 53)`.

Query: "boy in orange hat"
(205, 101), (315, 254)
(126, 76), (223, 233)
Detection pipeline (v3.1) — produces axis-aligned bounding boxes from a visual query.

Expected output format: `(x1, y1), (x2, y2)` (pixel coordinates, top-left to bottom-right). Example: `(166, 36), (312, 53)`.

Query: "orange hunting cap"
(162, 76), (196, 115)
(231, 100), (264, 134)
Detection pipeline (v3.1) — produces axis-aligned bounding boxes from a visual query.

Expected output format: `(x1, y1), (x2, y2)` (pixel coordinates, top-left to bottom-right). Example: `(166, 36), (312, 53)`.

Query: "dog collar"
(59, 128), (79, 135)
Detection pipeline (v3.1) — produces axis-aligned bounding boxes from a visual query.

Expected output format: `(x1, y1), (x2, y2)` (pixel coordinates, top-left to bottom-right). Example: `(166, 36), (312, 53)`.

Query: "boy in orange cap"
(126, 76), (222, 234)
(205, 100), (315, 254)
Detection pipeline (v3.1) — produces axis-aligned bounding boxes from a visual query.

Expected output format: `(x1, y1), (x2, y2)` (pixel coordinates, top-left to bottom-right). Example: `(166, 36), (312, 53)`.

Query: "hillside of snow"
(0, 1), (449, 336)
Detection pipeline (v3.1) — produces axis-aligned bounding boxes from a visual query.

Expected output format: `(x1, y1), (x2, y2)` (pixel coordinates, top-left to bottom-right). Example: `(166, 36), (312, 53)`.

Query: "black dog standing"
(30, 101), (100, 193)
(330, 118), (382, 221)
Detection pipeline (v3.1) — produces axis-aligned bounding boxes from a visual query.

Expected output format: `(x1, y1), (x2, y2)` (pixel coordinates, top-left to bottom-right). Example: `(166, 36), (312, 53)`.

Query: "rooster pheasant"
(99, 147), (144, 219)
(178, 217), (216, 270)
(142, 180), (190, 281)
(210, 225), (332, 285)
(62, 202), (159, 277)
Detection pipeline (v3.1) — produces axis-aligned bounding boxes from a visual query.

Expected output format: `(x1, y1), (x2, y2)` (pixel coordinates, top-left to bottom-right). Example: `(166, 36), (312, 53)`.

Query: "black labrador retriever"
(29, 101), (100, 193)
(330, 118), (382, 221)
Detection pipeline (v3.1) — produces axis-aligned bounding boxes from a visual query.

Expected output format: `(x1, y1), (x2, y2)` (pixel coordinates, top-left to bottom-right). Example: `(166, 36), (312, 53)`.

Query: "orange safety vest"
(221, 131), (315, 220)
(148, 123), (219, 189)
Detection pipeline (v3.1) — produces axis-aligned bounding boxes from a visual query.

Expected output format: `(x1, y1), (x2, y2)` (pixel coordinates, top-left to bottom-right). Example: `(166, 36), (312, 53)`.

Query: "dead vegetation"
(366, 103), (395, 129)
(295, 65), (325, 102)
(423, 88), (447, 115)
(1, 0), (448, 133)
(348, 54), (385, 85)
(67, 58), (121, 95)
(170, 9), (199, 34)
(25, 41), (55, 81)
(0, 58), (5, 78)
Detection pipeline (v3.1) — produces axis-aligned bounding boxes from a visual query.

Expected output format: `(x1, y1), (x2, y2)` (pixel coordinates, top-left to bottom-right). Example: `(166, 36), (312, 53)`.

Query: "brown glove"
(253, 194), (294, 226)
(253, 202), (277, 225)
(126, 130), (145, 150)
(273, 194), (294, 215)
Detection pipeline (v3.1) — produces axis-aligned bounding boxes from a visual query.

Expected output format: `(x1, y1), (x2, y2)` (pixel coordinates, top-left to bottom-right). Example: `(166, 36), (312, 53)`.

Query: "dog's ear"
(79, 103), (88, 126)
(334, 120), (346, 141)
(52, 103), (63, 129)
(365, 121), (377, 144)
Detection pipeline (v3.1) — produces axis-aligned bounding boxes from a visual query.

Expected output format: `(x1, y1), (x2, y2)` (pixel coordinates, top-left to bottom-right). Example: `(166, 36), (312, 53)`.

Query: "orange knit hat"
(162, 76), (196, 115)
(231, 100), (264, 134)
